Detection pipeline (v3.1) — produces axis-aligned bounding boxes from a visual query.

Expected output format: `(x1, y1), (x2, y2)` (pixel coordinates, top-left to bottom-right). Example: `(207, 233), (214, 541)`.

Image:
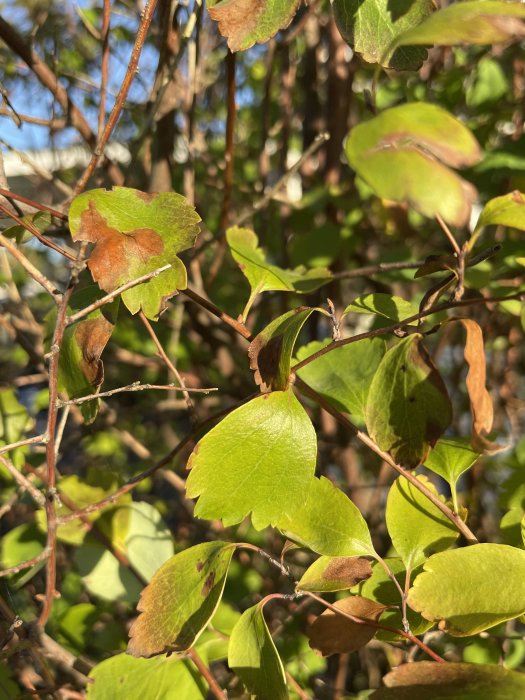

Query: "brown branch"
(0, 453), (46, 506)
(0, 201), (75, 261)
(187, 648), (226, 699)
(0, 548), (50, 578)
(0, 106), (65, 128)
(0, 433), (47, 456)
(332, 260), (424, 280)
(98, 0), (111, 139)
(0, 232), (63, 300)
(182, 287), (252, 339)
(0, 187), (67, 220)
(73, 0), (159, 195)
(57, 381), (217, 407)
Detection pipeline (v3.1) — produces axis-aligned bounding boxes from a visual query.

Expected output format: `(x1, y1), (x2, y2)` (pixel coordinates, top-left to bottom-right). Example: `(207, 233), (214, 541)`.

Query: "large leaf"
(295, 338), (386, 421)
(408, 544), (525, 636)
(226, 227), (331, 320)
(370, 661), (525, 700)
(391, 1), (525, 50)
(332, 0), (433, 70)
(343, 293), (419, 322)
(69, 187), (200, 319)
(74, 539), (143, 603)
(279, 476), (376, 557)
(185, 389), (317, 529)
(298, 556), (372, 593)
(385, 475), (459, 570)
(345, 103), (481, 227)
(128, 541), (237, 657)
(366, 335), (452, 468)
(208, 0), (301, 52)
(249, 307), (316, 391)
(228, 601), (287, 700)
(87, 653), (207, 699)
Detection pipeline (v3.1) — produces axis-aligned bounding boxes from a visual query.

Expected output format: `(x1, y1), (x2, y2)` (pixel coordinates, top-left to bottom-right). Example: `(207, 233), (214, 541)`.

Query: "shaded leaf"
(279, 476), (376, 557)
(298, 556), (372, 593)
(186, 390), (316, 529)
(366, 335), (452, 468)
(415, 253), (457, 278)
(208, 0), (300, 52)
(228, 601), (287, 700)
(346, 103), (481, 227)
(308, 596), (387, 656)
(386, 475), (460, 570)
(392, 1), (525, 50)
(408, 544), (525, 635)
(69, 187), (200, 319)
(370, 661), (525, 700)
(3, 211), (51, 244)
(343, 293), (418, 321)
(295, 338), (386, 421)
(424, 437), (480, 487)
(0, 388), (31, 468)
(128, 542), (237, 657)
(249, 307), (316, 391)
(226, 226), (331, 320)
(87, 653), (207, 699)
(332, 0), (433, 70)
(74, 540), (141, 604)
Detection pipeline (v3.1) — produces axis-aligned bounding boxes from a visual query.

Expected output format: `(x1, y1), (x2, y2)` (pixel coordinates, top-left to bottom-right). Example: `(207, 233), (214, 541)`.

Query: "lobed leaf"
(228, 601), (287, 700)
(298, 556), (372, 593)
(185, 390), (317, 529)
(366, 335), (452, 468)
(128, 541), (237, 657)
(69, 187), (200, 319)
(408, 544), (525, 636)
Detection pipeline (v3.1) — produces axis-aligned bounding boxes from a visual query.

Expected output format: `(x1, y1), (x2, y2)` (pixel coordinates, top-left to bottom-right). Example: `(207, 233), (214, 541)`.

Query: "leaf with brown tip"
(298, 556), (373, 593)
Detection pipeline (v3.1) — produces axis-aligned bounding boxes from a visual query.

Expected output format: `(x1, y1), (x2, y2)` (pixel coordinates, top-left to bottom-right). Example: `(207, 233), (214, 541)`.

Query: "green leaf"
(345, 103), (481, 227)
(0, 523), (45, 576)
(343, 293), (419, 321)
(424, 437), (480, 488)
(391, 1), (525, 50)
(408, 544), (525, 635)
(466, 57), (509, 108)
(297, 556), (372, 593)
(279, 476), (376, 557)
(295, 338), (386, 422)
(68, 187), (201, 319)
(366, 335), (452, 468)
(3, 211), (51, 244)
(370, 661), (525, 700)
(474, 190), (525, 235)
(208, 0), (300, 52)
(74, 538), (143, 603)
(248, 307), (317, 391)
(0, 388), (31, 468)
(186, 390), (317, 529)
(228, 601), (287, 700)
(87, 653), (207, 699)
(386, 475), (460, 570)
(332, 0), (433, 70)
(226, 226), (331, 320)
(128, 541), (236, 657)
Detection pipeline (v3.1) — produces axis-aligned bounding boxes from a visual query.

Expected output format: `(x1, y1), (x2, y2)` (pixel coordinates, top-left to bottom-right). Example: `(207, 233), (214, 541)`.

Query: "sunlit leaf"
(298, 556), (372, 593)
(332, 0), (433, 70)
(228, 601), (287, 700)
(473, 190), (525, 237)
(408, 544), (525, 635)
(295, 338), (386, 422)
(186, 390), (317, 529)
(424, 437), (480, 487)
(0, 388), (31, 468)
(366, 335), (452, 468)
(343, 293), (419, 321)
(69, 187), (200, 319)
(346, 103), (481, 227)
(128, 542), (237, 657)
(386, 475), (460, 569)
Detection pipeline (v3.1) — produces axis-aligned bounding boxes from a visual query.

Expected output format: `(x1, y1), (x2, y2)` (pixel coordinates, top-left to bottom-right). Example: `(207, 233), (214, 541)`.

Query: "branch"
(0, 548), (50, 578)
(332, 260), (424, 280)
(0, 433), (47, 457)
(0, 454), (46, 506)
(0, 201), (75, 261)
(56, 381), (217, 407)
(0, 233), (62, 300)
(187, 648), (226, 700)
(0, 187), (67, 220)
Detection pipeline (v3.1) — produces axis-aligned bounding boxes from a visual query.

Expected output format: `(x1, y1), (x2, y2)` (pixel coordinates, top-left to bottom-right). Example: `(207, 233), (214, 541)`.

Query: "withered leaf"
(298, 556), (373, 593)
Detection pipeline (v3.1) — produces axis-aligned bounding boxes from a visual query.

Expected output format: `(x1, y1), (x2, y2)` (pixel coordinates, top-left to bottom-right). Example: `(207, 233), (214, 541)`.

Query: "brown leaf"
(322, 557), (373, 586)
(74, 316), (114, 388)
(80, 201), (164, 292)
(308, 596), (388, 656)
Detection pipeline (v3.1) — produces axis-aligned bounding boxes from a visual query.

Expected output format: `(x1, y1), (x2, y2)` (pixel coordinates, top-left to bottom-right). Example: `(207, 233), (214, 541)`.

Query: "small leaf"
(343, 293), (418, 321)
(415, 253), (458, 278)
(249, 307), (316, 391)
(332, 0), (433, 70)
(346, 103), (481, 227)
(186, 389), (317, 529)
(3, 211), (51, 244)
(307, 596), (388, 656)
(87, 653), (207, 699)
(228, 601), (287, 700)
(69, 187), (201, 319)
(408, 544), (525, 636)
(424, 437), (480, 487)
(226, 227), (331, 320)
(0, 388), (31, 468)
(298, 556), (372, 593)
(208, 0), (300, 52)
(386, 475), (460, 570)
(295, 338), (386, 421)
(474, 190), (525, 235)
(392, 1), (525, 50)
(366, 335), (452, 468)
(279, 476), (376, 557)
(128, 541), (237, 657)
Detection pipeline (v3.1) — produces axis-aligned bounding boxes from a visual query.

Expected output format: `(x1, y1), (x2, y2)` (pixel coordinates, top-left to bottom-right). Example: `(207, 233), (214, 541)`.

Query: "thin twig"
(182, 287), (251, 339)
(187, 648), (226, 699)
(0, 454), (46, 506)
(436, 214), (461, 257)
(0, 433), (47, 456)
(57, 381), (217, 407)
(0, 187), (67, 219)
(0, 201), (75, 260)
(98, 0), (111, 140)
(66, 264), (172, 325)
(73, 0), (159, 195)
(0, 233), (62, 300)
(0, 548), (50, 578)
(332, 260), (424, 280)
